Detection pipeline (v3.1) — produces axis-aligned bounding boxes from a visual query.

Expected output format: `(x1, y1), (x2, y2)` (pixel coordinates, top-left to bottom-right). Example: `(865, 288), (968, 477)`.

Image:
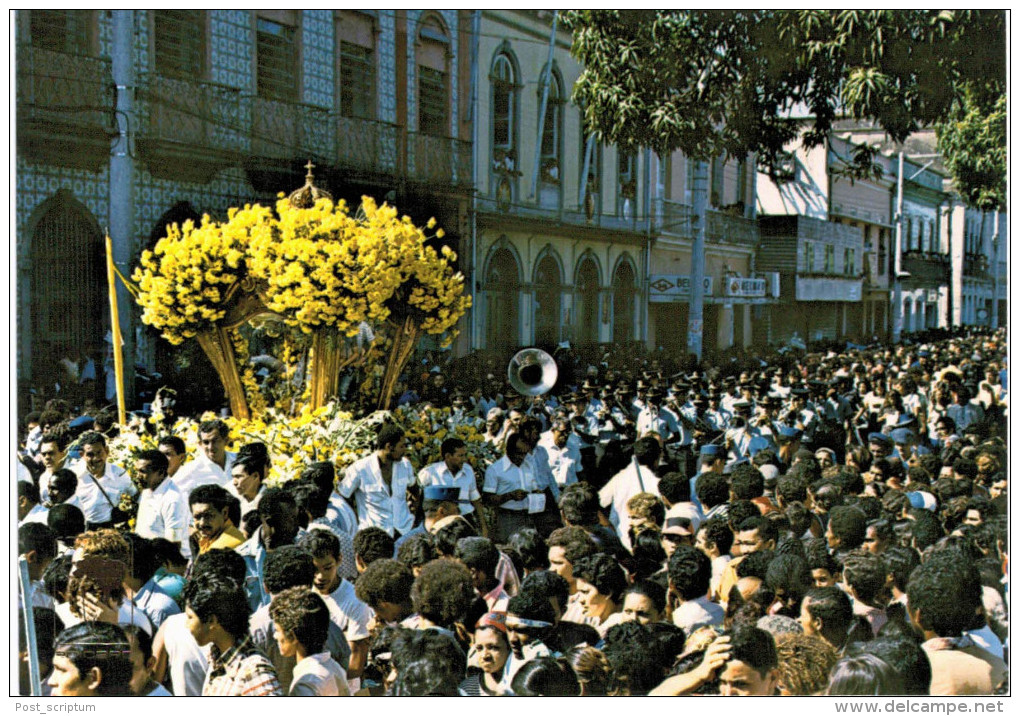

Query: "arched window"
(417, 15), (450, 136)
(538, 65), (563, 192)
(491, 52), (517, 159)
(30, 191), (106, 384)
(484, 246), (520, 350)
(490, 49), (520, 204)
(576, 256), (600, 347)
(612, 260), (636, 343)
(579, 117), (602, 218)
(533, 253), (562, 346)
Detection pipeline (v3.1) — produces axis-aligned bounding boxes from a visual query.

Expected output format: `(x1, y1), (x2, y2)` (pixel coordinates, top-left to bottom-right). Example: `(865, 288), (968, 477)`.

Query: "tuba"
(507, 348), (558, 396)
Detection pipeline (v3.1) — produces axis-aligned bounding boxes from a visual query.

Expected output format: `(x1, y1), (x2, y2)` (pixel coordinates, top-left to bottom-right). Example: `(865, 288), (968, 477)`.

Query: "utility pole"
(110, 10), (136, 405)
(990, 208), (1000, 327)
(687, 160), (709, 359)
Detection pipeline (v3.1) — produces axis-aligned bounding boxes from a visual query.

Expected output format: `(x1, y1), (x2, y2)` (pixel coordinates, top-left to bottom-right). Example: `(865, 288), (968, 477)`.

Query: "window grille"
(257, 17), (298, 102)
(154, 10), (204, 78)
(339, 41), (374, 119)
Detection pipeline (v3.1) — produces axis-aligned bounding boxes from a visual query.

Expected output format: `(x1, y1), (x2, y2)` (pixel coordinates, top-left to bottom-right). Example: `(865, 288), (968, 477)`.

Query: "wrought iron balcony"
(336, 116), (400, 178)
(405, 132), (472, 187)
(251, 96), (333, 164)
(15, 43), (116, 169)
(706, 208), (759, 246)
(657, 200), (759, 246)
(135, 72), (248, 181)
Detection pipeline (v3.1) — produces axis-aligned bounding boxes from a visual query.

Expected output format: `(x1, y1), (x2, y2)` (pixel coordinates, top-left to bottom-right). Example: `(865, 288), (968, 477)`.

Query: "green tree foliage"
(564, 10), (1004, 205)
(937, 92), (1006, 211)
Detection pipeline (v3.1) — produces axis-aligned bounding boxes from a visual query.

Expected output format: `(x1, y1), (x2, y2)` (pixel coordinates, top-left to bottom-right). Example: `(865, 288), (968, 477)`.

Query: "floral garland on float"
(93, 401), (498, 529)
(131, 163), (471, 420)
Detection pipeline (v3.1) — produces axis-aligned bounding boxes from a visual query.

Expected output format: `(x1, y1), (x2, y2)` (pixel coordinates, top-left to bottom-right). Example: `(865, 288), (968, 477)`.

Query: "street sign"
(649, 274), (714, 302)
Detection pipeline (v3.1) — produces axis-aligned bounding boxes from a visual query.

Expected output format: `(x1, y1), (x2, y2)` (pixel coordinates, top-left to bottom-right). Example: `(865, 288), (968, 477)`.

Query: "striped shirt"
(202, 636), (281, 696)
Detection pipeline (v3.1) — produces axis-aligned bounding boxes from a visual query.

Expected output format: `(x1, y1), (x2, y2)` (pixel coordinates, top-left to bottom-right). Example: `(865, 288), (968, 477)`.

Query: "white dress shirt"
(483, 456), (542, 511)
(417, 461), (481, 515)
(74, 462), (135, 524)
(19, 503), (50, 527)
(598, 459), (660, 551)
(135, 478), (189, 548)
(339, 453), (416, 536)
(171, 452), (236, 503)
(538, 435), (579, 487)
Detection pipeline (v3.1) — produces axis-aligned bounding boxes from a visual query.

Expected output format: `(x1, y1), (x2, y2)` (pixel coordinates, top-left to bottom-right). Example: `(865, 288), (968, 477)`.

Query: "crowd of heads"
(15, 327), (1008, 696)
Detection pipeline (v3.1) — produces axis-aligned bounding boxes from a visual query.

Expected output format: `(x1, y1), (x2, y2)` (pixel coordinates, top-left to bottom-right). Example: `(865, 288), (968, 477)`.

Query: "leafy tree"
(564, 10), (1004, 201)
(937, 91), (1006, 211)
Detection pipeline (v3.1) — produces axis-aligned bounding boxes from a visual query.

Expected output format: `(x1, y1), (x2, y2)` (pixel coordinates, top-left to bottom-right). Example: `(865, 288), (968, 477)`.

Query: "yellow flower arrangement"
(132, 194), (470, 414)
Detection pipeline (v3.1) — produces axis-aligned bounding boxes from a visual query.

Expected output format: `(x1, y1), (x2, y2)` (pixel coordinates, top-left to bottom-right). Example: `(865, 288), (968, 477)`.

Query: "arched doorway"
(576, 256), (600, 347)
(533, 253), (561, 347)
(612, 260), (635, 343)
(484, 247), (520, 351)
(29, 191), (106, 399)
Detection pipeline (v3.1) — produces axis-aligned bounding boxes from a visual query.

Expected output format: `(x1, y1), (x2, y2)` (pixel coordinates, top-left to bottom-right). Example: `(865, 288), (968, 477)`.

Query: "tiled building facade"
(16, 9), (472, 404)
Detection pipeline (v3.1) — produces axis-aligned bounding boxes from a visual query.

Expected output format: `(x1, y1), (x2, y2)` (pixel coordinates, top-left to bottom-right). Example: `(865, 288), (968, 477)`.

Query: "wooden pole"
(105, 231), (127, 424)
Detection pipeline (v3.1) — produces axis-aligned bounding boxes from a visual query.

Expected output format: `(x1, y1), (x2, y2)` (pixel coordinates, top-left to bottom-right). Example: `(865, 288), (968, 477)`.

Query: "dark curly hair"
(827, 506), (868, 549)
(698, 518), (734, 556)
(396, 533), (438, 571)
(269, 585), (330, 654)
(546, 526), (597, 565)
(906, 553), (983, 637)
(353, 526), (396, 566)
(354, 559), (414, 610)
(506, 528), (549, 571)
(696, 473), (729, 509)
(571, 553), (628, 602)
(410, 558), (477, 627)
(667, 544), (712, 601)
(730, 463), (765, 500)
(558, 482), (601, 526)
(263, 544), (315, 595)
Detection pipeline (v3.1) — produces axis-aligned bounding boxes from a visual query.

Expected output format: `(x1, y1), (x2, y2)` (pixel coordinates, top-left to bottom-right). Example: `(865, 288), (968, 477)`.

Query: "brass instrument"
(508, 348), (558, 397)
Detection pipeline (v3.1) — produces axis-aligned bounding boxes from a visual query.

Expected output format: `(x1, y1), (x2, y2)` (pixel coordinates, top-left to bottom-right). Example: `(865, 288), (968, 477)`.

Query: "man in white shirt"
(636, 390), (679, 442)
(668, 544), (725, 633)
(133, 449), (189, 554)
(538, 418), (580, 487)
(157, 435), (187, 478)
(417, 437), (484, 527)
(37, 432), (69, 504)
(18, 481), (49, 526)
(230, 452), (267, 519)
(171, 419), (236, 502)
(484, 432), (553, 542)
(302, 530), (372, 693)
(598, 436), (661, 551)
(339, 425), (416, 537)
(74, 431), (136, 529)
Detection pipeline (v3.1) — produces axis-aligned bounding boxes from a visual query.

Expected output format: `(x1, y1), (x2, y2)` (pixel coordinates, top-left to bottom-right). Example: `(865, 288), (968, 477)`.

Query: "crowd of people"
(16, 327), (1008, 696)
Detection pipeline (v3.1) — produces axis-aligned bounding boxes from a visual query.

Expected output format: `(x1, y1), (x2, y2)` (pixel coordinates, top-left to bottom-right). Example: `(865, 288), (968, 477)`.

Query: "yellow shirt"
(198, 523), (245, 553)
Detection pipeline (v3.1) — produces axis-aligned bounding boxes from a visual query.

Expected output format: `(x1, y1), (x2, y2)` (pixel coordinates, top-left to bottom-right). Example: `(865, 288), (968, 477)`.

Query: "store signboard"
(649, 275), (714, 302)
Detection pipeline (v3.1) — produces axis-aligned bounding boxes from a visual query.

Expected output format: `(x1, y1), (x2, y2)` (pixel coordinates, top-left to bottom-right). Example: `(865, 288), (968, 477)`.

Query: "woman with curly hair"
(774, 633), (838, 695)
(571, 553), (628, 634)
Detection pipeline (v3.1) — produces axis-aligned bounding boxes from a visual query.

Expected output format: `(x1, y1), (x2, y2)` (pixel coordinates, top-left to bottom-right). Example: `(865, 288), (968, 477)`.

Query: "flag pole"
(105, 229), (127, 425)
